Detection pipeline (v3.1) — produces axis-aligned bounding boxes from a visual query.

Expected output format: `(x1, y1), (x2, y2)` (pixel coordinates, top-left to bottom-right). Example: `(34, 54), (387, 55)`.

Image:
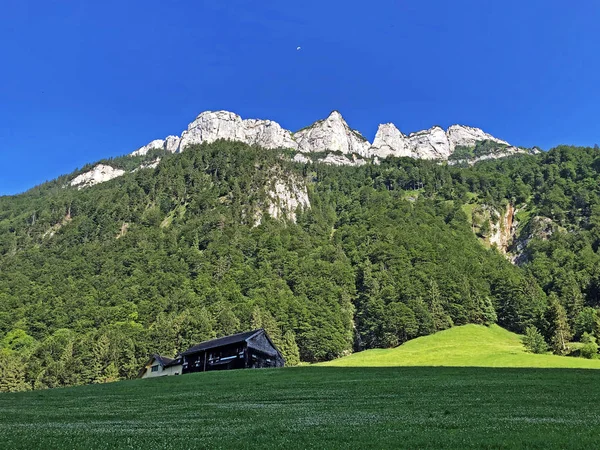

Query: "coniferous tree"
(522, 326), (547, 354)
(279, 330), (300, 366)
(545, 294), (572, 355)
(427, 280), (452, 331)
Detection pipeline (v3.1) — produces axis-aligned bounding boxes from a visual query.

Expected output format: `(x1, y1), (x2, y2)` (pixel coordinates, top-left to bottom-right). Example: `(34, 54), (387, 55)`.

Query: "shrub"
(522, 326), (547, 354)
(580, 333), (599, 360)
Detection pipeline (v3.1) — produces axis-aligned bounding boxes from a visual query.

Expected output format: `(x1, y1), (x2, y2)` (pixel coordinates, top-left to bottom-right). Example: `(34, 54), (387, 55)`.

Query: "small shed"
(181, 329), (284, 374)
(139, 354), (183, 378)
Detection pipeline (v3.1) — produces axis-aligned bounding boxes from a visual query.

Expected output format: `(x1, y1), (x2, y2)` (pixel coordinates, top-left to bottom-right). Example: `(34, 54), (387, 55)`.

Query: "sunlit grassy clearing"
(321, 324), (600, 368)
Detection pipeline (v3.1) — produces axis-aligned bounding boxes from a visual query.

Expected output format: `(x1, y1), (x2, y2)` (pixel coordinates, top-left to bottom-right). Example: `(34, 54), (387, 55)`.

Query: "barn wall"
(247, 332), (285, 367)
(141, 360), (183, 378)
(163, 364), (183, 376)
(141, 359), (163, 378)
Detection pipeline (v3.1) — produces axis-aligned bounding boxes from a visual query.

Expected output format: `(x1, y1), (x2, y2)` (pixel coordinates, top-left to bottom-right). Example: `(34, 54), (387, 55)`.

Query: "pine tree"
(481, 296), (498, 325)
(546, 294), (572, 355)
(428, 280), (452, 331)
(522, 326), (547, 354)
(91, 334), (111, 383)
(279, 330), (300, 366)
(0, 353), (30, 393)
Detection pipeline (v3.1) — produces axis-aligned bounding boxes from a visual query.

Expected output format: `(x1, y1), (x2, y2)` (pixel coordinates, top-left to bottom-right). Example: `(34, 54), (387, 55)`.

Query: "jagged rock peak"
(293, 111), (371, 157)
(446, 124), (509, 153)
(406, 126), (452, 160)
(134, 111), (299, 156)
(132, 139), (165, 157)
(131, 109), (523, 163)
(371, 123), (409, 158)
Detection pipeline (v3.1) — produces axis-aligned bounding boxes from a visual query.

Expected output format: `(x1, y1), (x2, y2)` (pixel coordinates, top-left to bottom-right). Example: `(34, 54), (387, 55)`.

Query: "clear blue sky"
(1, 1), (599, 195)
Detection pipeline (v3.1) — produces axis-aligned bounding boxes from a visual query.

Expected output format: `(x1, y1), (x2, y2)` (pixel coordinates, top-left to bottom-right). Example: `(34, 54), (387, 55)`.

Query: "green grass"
(2, 366), (600, 449)
(3, 325), (600, 449)
(322, 324), (600, 369)
(461, 202), (478, 224)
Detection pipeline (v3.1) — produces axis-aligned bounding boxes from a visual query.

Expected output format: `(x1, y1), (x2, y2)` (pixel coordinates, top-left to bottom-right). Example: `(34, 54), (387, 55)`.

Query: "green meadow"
(1, 325), (600, 449)
(322, 324), (600, 369)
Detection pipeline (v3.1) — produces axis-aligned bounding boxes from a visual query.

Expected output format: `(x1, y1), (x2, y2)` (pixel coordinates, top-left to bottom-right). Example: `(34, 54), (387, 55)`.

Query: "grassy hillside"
(2, 366), (600, 449)
(323, 324), (600, 369)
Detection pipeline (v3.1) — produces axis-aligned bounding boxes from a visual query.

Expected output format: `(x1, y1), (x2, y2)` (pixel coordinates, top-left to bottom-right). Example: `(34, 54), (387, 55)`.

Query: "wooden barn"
(181, 329), (285, 374)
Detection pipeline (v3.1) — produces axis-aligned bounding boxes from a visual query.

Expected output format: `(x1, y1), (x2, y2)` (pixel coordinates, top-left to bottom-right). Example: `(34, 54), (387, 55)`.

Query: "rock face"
(489, 204), (516, 254)
(70, 165), (126, 189)
(370, 123), (518, 160)
(165, 136), (181, 153)
(293, 111), (371, 157)
(321, 153), (367, 166)
(179, 111), (298, 151)
(131, 109), (527, 164)
(406, 126), (452, 160)
(134, 111), (298, 156)
(292, 154), (311, 164)
(370, 124), (410, 158)
(511, 216), (555, 265)
(265, 178), (310, 224)
(132, 139), (165, 156)
(446, 125), (509, 153)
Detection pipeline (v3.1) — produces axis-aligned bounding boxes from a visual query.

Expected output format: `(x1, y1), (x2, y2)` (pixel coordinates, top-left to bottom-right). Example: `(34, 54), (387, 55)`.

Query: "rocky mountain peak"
(130, 109), (523, 163)
(446, 124), (509, 153)
(371, 123), (409, 158)
(293, 111), (371, 157)
(405, 126), (451, 160)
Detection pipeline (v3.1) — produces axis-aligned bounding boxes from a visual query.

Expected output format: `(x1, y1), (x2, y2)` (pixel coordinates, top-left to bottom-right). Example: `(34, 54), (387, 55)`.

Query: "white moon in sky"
(297, 46), (301, 51)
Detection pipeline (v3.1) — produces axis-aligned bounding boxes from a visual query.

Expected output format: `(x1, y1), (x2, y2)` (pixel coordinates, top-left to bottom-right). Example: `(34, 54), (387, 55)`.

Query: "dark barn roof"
(181, 329), (262, 355)
(153, 354), (175, 367)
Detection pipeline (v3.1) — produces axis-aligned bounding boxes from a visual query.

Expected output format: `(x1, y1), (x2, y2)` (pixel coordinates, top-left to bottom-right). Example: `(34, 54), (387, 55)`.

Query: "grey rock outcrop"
(446, 125), (509, 153)
(321, 153), (367, 166)
(132, 139), (166, 156)
(70, 165), (126, 189)
(178, 111), (298, 151)
(293, 153), (311, 164)
(165, 136), (181, 153)
(293, 111), (371, 157)
(265, 178), (310, 224)
(370, 124), (410, 158)
(130, 109), (525, 164)
(406, 126), (452, 160)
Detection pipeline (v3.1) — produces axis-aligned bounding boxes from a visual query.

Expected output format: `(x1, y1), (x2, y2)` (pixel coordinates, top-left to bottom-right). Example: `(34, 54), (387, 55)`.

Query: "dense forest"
(1, 141), (600, 392)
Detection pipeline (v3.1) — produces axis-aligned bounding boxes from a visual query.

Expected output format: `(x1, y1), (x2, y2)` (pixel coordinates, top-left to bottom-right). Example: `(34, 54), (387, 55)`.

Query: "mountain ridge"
(132, 109), (534, 160)
(70, 109), (537, 188)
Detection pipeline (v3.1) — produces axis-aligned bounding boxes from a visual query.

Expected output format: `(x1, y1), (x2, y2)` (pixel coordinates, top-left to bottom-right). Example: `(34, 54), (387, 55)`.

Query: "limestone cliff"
(293, 111), (371, 157)
(70, 165), (126, 189)
(131, 109), (528, 165)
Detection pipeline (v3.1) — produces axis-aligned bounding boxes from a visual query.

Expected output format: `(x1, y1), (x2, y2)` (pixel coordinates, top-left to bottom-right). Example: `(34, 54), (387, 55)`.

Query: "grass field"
(2, 366), (600, 449)
(322, 324), (600, 369)
(2, 325), (600, 449)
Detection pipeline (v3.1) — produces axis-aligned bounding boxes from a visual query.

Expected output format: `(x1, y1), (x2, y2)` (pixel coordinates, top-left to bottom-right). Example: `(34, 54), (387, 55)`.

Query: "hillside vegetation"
(2, 142), (600, 391)
(323, 324), (600, 368)
(2, 365), (600, 449)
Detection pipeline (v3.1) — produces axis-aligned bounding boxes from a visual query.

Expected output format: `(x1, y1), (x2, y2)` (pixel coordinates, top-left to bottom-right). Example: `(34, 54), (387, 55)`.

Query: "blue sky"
(1, 1), (599, 195)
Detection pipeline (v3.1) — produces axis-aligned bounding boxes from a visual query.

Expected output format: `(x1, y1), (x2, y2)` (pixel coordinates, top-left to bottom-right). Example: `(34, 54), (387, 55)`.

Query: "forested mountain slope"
(1, 141), (600, 392)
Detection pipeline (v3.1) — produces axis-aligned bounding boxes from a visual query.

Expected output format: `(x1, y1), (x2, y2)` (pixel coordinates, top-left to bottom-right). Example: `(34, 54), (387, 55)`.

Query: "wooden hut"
(181, 329), (284, 374)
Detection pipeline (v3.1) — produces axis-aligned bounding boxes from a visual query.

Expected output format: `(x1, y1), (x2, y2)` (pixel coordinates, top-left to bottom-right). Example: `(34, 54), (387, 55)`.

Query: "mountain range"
(70, 110), (538, 189)
(133, 110), (535, 160)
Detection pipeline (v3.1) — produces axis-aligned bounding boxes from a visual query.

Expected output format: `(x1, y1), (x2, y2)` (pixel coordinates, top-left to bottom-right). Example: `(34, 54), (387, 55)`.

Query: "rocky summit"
(74, 110), (538, 189)
(132, 110), (532, 162)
